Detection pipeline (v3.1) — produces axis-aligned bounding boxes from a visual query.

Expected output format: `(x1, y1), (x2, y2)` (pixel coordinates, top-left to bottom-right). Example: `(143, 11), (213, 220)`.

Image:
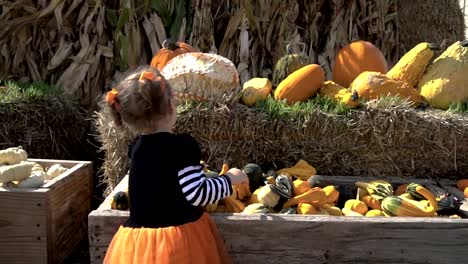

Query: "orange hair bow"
(138, 71), (166, 93)
(106, 88), (120, 110)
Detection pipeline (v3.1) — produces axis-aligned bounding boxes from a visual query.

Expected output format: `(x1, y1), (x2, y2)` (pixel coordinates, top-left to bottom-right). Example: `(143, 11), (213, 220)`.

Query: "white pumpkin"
(161, 52), (240, 102)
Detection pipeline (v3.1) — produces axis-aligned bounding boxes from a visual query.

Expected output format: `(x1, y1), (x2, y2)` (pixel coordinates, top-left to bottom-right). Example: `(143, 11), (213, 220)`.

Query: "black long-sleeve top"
(123, 132), (233, 228)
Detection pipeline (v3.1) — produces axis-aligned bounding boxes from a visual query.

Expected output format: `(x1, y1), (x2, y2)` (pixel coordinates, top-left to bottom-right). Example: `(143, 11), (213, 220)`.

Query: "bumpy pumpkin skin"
(350, 71), (424, 105)
(387, 42), (438, 87)
(417, 40), (468, 110)
(332, 41), (388, 87)
(274, 64), (325, 105)
(149, 40), (195, 71)
(161, 52), (240, 102)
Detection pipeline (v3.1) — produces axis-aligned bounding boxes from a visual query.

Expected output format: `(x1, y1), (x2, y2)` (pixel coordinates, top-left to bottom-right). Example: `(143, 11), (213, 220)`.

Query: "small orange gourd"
(456, 179), (468, 191)
(344, 199), (368, 215)
(395, 184), (408, 196)
(361, 194), (381, 210)
(274, 64), (325, 105)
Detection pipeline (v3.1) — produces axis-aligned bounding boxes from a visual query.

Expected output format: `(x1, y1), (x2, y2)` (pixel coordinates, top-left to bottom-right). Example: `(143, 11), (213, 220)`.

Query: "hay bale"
(398, 0), (466, 55)
(96, 99), (468, 190)
(0, 83), (93, 161)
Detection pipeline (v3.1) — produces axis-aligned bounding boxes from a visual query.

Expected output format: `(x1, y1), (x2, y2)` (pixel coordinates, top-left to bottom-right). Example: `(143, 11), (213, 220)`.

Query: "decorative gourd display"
(274, 64), (325, 105)
(149, 40), (195, 71)
(417, 40), (468, 109)
(318, 81), (360, 108)
(350, 71), (424, 105)
(387, 42), (439, 87)
(332, 40), (388, 87)
(161, 52), (240, 102)
(272, 44), (309, 87)
(241, 78), (272, 106)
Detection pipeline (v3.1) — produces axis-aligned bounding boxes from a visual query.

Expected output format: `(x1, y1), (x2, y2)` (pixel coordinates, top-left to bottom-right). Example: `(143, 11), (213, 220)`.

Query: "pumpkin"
(418, 40), (468, 109)
(350, 71), (425, 105)
(241, 78), (272, 106)
(318, 81), (360, 108)
(161, 52), (240, 103)
(332, 40), (388, 87)
(274, 64), (325, 105)
(387, 42), (439, 87)
(149, 40), (195, 71)
(272, 44), (309, 87)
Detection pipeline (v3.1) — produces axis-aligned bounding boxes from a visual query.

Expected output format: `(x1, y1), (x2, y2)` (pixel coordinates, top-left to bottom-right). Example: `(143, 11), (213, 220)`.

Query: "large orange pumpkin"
(332, 41), (388, 87)
(149, 40), (195, 71)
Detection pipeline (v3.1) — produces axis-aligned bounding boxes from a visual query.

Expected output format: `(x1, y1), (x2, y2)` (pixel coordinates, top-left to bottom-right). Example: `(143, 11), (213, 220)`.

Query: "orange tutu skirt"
(103, 213), (232, 264)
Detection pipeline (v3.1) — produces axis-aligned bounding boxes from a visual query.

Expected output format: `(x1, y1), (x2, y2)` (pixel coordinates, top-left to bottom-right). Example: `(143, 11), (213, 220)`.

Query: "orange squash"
(149, 40), (195, 71)
(395, 184), (408, 196)
(274, 64), (325, 105)
(456, 179), (468, 191)
(332, 40), (388, 87)
(361, 195), (381, 210)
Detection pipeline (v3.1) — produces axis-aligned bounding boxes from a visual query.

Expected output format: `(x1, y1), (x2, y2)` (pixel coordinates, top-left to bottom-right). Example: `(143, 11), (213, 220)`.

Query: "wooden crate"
(0, 159), (93, 264)
(88, 174), (468, 264)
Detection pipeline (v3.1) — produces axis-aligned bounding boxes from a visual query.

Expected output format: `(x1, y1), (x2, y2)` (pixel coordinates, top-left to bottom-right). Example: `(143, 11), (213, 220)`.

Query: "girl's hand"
(225, 168), (249, 185)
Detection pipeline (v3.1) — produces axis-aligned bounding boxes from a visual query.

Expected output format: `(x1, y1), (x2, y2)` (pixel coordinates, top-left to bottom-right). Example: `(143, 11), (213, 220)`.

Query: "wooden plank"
(47, 161), (92, 264)
(88, 211), (468, 264)
(0, 189), (48, 264)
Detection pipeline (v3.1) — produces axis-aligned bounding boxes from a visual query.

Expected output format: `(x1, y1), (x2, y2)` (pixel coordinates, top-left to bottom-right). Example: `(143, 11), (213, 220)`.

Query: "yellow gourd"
(297, 202), (319, 215)
(387, 42), (439, 87)
(292, 178), (311, 196)
(344, 199), (368, 215)
(323, 185), (339, 205)
(0, 146), (28, 165)
(418, 40), (468, 109)
(0, 161), (35, 183)
(274, 64), (325, 105)
(325, 206), (343, 216)
(365, 209), (384, 217)
(241, 78), (272, 106)
(342, 207), (364, 216)
(350, 71), (424, 105)
(318, 81), (360, 108)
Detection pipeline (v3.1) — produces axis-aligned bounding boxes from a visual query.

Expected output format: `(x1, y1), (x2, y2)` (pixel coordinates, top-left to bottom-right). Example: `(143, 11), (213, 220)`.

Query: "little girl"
(103, 66), (248, 264)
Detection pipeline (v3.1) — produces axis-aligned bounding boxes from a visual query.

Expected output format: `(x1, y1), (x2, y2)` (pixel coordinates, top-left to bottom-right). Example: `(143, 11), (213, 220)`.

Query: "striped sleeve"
(178, 164), (233, 206)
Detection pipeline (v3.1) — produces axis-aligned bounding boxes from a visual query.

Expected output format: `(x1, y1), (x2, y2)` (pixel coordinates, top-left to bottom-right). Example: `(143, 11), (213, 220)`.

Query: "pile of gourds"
(0, 146), (68, 188)
(239, 39), (468, 110)
(201, 161), (466, 218)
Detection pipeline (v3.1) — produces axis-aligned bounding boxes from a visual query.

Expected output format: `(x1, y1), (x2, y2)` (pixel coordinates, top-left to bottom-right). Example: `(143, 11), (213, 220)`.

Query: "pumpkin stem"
(162, 39), (180, 50)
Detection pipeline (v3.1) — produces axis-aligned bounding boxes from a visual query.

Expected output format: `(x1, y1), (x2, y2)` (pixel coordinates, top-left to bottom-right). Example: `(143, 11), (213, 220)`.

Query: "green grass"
(0, 79), (63, 103)
(448, 101), (468, 114)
